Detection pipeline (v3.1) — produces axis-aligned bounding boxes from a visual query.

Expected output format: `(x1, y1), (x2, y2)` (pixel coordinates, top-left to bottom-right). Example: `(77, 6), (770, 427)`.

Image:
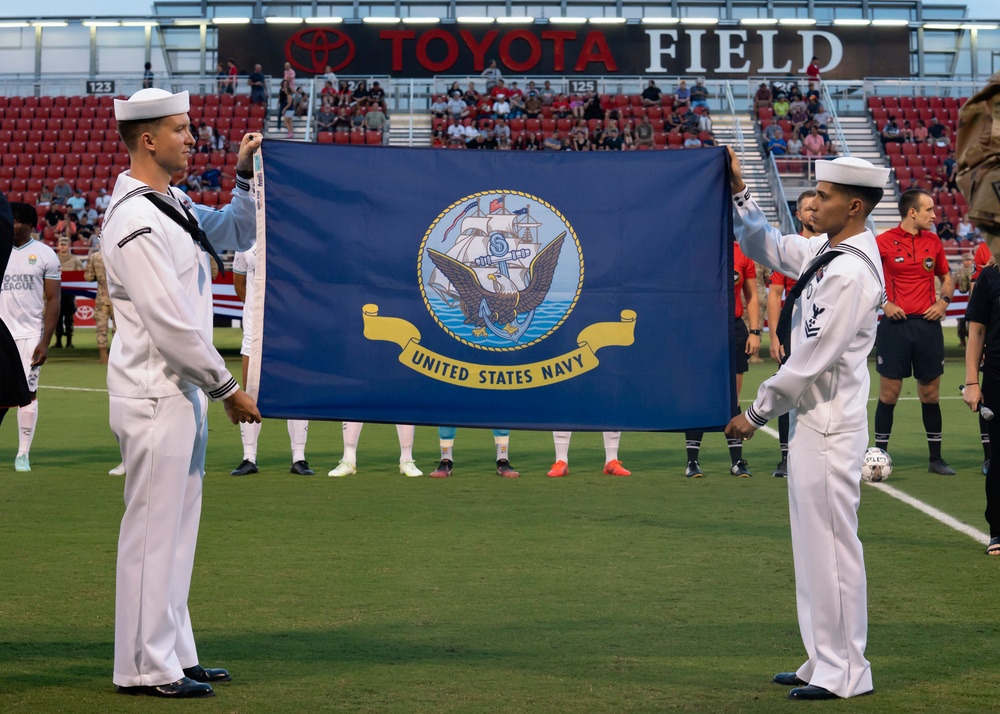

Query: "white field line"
(38, 385), (107, 392)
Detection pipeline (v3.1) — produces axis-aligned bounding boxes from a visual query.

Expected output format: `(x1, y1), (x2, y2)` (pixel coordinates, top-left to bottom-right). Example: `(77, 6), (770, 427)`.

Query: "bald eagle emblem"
(421, 192), (584, 351)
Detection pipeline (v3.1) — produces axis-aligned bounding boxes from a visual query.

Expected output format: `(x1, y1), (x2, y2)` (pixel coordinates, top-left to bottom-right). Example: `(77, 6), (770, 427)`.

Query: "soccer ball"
(861, 448), (892, 483)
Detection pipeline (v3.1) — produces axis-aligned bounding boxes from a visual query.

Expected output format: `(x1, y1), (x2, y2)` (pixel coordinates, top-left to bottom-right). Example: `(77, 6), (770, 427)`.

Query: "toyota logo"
(285, 28), (355, 73)
(76, 304), (95, 320)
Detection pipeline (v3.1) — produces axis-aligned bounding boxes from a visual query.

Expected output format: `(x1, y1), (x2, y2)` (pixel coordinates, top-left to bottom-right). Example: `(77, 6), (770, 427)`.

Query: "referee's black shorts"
(732, 318), (750, 375)
(875, 317), (945, 381)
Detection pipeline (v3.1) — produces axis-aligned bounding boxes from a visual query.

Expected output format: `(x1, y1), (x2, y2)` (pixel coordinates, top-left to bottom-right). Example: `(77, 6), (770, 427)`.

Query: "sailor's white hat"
(815, 156), (890, 189)
(114, 88), (190, 121)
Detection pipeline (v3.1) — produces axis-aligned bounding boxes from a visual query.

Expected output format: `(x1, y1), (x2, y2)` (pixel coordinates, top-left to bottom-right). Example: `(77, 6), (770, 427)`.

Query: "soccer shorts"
(732, 318), (750, 375)
(15, 337), (41, 393)
(875, 317), (944, 381)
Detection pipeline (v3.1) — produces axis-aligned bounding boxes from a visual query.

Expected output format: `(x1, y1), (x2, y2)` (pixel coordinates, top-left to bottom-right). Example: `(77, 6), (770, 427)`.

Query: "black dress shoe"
(772, 672), (808, 686)
(116, 677), (214, 698)
(183, 664), (232, 683)
(290, 460), (315, 475)
(231, 459), (259, 476)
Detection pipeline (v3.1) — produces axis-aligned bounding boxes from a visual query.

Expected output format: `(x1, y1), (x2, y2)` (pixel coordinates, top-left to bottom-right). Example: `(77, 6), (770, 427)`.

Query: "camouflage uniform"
(55, 248), (83, 347)
(84, 249), (112, 350)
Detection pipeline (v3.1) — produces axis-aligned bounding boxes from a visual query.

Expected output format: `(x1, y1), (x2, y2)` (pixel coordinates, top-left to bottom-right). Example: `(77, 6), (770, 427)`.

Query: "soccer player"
(230, 245), (314, 476)
(0, 202), (60, 471)
(766, 190), (819, 477)
(429, 428), (518, 478)
(547, 432), (630, 477)
(327, 422), (422, 477)
(683, 241), (761, 478)
(873, 189), (956, 474)
(727, 153), (888, 701)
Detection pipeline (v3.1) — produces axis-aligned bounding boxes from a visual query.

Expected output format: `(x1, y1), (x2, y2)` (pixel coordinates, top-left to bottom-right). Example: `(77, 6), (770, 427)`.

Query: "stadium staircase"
(712, 115), (778, 225)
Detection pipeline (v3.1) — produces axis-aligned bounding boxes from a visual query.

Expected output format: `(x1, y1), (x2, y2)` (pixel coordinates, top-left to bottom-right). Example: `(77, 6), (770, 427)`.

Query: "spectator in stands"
(569, 123), (589, 151)
(806, 56), (822, 82)
(540, 80), (556, 105)
(913, 118), (929, 143)
(622, 124), (636, 150)
(958, 214), (974, 240)
(930, 164), (950, 194)
(641, 80), (662, 107)
(320, 80), (336, 100)
(369, 81), (386, 105)
(489, 79), (507, 100)
(142, 61), (154, 89)
(53, 237), (82, 349)
(197, 121), (213, 153)
(789, 93), (807, 116)
(603, 127), (624, 151)
(283, 61), (296, 91)
(805, 81), (821, 103)
(543, 132), (562, 151)
(754, 82), (773, 113)
(494, 118), (511, 149)
(462, 119), (478, 144)
(200, 166), (223, 189)
(431, 130), (446, 148)
(690, 79), (710, 110)
(446, 117), (466, 146)
(698, 107), (713, 133)
(773, 93), (790, 118)
(463, 82), (480, 107)
(524, 131), (540, 150)
(635, 115), (654, 149)
(683, 132), (703, 149)
(44, 206), (63, 228)
(317, 102), (336, 134)
(900, 120), (915, 143)
(881, 116), (903, 147)
(583, 93), (603, 122)
(482, 60), (501, 91)
(336, 80), (351, 106)
(333, 107), (352, 133)
(813, 103), (832, 128)
(683, 107), (700, 133)
(475, 94), (493, 121)
(787, 133), (804, 156)
(352, 80), (369, 107)
(365, 101), (388, 134)
(467, 131), (494, 150)
(788, 103), (809, 136)
(277, 79), (293, 133)
(446, 80), (462, 97)
(803, 125), (826, 156)
(523, 91), (543, 119)
(492, 93), (511, 120)
(937, 216), (956, 242)
(350, 106), (365, 129)
(67, 189), (86, 213)
(928, 116), (949, 146)
(247, 64), (267, 105)
(553, 94), (572, 119)
(78, 202), (98, 232)
(38, 184), (53, 207)
(674, 80), (690, 109)
(226, 58), (238, 93)
(767, 129), (788, 155)
(323, 65), (338, 88)
(294, 87), (310, 117)
(702, 131), (717, 147)
(215, 62), (228, 95)
(508, 90), (524, 118)
(447, 91), (468, 121)
(94, 188), (110, 215)
(666, 107), (684, 134)
(52, 178), (72, 207)
(944, 150), (958, 191)
(430, 95), (449, 118)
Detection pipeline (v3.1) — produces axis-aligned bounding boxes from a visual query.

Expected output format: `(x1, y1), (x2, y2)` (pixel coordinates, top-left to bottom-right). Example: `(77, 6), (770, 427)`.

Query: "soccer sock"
(727, 438), (743, 464)
(495, 435), (509, 462)
(553, 431), (571, 463)
(778, 412), (790, 460)
(922, 402), (943, 460)
(685, 432), (702, 463)
(603, 431), (621, 462)
(440, 439), (454, 462)
(874, 400), (895, 451)
(342, 421), (363, 464)
(16, 400), (38, 456)
(396, 424), (415, 462)
(240, 421), (261, 462)
(288, 420), (308, 462)
(981, 414), (992, 460)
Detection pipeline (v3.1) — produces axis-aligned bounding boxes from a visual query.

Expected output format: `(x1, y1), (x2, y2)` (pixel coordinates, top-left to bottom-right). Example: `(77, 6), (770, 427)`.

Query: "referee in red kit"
(874, 188), (956, 474)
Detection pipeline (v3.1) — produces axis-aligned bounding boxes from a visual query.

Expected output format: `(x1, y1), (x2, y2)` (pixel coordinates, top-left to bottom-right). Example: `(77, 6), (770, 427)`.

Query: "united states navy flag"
(248, 142), (735, 431)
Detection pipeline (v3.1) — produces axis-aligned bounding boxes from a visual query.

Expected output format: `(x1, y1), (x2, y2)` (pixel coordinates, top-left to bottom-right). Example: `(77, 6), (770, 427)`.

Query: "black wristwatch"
(236, 168), (254, 179)
(749, 329), (762, 336)
(940, 296), (952, 304)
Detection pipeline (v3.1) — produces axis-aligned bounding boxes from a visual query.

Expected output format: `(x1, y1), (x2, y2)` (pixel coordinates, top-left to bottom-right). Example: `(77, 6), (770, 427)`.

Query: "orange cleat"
(603, 459), (631, 477)
(547, 460), (569, 478)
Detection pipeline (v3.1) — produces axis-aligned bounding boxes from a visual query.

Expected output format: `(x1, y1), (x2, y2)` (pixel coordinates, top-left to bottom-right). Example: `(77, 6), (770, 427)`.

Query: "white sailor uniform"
(102, 170), (255, 687)
(733, 187), (884, 699)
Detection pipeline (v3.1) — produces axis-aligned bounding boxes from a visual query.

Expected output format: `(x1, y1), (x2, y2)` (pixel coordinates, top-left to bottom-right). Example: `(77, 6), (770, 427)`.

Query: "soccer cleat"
(731, 459), (752, 477)
(603, 459), (631, 476)
(109, 463), (126, 476)
(327, 460), (356, 478)
(983, 459), (991, 476)
(928, 458), (956, 476)
(290, 460), (315, 475)
(230, 459), (258, 476)
(399, 460), (423, 477)
(496, 459), (520, 478)
(685, 460), (704, 478)
(429, 459), (453, 478)
(547, 460), (569, 478)
(14, 454), (30, 472)
(772, 458), (788, 478)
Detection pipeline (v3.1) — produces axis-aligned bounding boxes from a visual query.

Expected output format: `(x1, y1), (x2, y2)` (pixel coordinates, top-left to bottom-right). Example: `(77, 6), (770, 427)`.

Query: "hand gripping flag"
(247, 143), (736, 431)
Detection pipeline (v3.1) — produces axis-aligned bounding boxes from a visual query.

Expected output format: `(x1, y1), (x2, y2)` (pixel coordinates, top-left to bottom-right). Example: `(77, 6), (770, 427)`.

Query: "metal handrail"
(723, 80), (746, 160)
(765, 152), (796, 235)
(820, 83), (850, 158)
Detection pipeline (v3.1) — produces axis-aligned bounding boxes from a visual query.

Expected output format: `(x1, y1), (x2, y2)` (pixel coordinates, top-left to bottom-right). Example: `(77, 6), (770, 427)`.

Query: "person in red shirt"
(973, 241), (991, 280)
(684, 242), (761, 477)
(874, 188), (956, 474)
(805, 57), (822, 83)
(969, 241), (994, 473)
(766, 190), (819, 477)
(225, 58), (238, 94)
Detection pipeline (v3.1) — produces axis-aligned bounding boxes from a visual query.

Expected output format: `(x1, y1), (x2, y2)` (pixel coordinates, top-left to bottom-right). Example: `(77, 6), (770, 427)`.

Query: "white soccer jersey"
(0, 239), (60, 340)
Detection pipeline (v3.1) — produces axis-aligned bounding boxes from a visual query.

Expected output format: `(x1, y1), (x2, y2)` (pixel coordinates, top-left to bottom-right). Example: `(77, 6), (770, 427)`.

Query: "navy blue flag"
(249, 143), (735, 431)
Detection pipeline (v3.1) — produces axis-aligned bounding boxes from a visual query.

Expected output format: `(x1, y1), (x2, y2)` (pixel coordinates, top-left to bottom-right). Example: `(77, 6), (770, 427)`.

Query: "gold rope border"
(417, 189), (584, 353)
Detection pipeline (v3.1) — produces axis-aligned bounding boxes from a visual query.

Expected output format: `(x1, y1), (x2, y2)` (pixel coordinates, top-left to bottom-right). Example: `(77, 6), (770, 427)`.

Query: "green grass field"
(2, 328), (998, 713)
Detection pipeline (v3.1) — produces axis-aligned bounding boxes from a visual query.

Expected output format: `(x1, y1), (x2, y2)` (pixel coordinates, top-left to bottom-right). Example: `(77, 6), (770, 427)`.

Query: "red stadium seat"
(334, 131), (349, 144)
(365, 130), (382, 145)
